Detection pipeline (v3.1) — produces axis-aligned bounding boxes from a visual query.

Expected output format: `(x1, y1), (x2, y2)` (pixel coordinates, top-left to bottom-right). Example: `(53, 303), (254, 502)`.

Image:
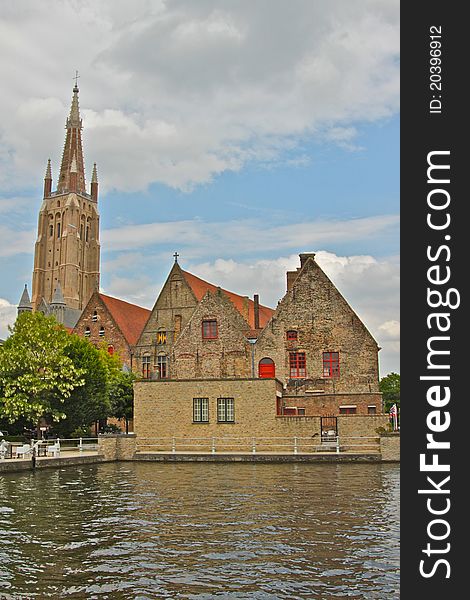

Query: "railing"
(0, 438), (99, 460)
(136, 436), (380, 455)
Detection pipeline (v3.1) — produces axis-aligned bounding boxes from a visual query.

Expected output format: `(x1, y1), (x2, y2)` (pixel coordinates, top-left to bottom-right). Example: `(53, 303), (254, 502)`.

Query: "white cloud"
(0, 0), (399, 193)
(0, 226), (35, 258)
(0, 298), (16, 340)
(101, 214), (399, 256)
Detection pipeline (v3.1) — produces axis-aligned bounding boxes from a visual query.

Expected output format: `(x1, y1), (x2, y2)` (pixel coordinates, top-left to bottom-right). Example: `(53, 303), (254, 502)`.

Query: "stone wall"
(133, 263), (199, 378)
(134, 379), (387, 450)
(74, 292), (132, 366)
(98, 434), (137, 461)
(380, 433), (400, 461)
(255, 256), (380, 395)
(281, 392), (383, 416)
(172, 291), (252, 380)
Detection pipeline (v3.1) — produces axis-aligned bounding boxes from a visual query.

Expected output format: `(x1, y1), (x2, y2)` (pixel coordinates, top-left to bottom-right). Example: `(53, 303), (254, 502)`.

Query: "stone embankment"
(0, 432), (399, 474)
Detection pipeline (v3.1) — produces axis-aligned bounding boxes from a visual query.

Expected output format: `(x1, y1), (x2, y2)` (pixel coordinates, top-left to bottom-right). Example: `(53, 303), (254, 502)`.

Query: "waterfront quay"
(0, 432), (399, 474)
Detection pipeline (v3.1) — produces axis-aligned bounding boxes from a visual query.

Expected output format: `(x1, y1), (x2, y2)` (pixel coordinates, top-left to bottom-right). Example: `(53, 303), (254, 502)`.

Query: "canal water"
(0, 462), (399, 599)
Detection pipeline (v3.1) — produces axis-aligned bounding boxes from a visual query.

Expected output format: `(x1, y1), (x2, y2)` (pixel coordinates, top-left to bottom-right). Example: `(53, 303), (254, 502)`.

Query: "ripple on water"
(0, 462), (399, 599)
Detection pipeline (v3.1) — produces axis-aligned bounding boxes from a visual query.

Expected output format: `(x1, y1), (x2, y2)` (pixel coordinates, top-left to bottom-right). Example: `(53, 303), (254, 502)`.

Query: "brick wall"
(255, 257), (380, 395)
(133, 264), (198, 378)
(74, 292), (132, 366)
(134, 379), (388, 449)
(172, 291), (252, 380)
(281, 392), (383, 416)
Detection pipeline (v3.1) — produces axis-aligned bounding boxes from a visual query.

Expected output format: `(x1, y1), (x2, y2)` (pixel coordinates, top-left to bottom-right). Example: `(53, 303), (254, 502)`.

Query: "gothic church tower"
(31, 83), (100, 313)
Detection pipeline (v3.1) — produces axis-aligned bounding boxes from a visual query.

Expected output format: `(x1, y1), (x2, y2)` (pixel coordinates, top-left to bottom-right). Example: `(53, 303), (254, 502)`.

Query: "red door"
(259, 358), (275, 378)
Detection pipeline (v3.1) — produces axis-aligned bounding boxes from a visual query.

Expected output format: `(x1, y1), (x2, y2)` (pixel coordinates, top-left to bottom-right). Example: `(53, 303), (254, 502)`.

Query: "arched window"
(92, 310), (98, 322)
(99, 326), (105, 337)
(84, 327), (91, 337)
(85, 226), (89, 242)
(57, 222), (61, 238)
(49, 224), (53, 237)
(259, 358), (275, 378)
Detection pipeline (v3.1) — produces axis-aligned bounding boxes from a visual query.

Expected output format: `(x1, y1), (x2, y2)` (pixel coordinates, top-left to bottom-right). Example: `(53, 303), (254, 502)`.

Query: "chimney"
(254, 294), (260, 329)
(286, 270), (298, 292)
(299, 253), (316, 268)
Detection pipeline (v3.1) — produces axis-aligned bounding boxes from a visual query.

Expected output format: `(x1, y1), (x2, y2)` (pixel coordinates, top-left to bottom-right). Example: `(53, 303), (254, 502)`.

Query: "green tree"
(51, 335), (112, 436)
(108, 370), (136, 434)
(0, 312), (85, 423)
(379, 372), (400, 413)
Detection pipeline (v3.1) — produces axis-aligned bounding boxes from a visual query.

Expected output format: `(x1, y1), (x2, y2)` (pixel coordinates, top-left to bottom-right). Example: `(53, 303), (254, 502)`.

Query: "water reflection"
(0, 462), (399, 598)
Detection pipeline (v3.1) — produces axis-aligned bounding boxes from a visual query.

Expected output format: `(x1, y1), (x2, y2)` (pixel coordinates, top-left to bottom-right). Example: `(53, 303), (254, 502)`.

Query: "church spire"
(44, 158), (52, 197)
(57, 82), (86, 193)
(91, 162), (98, 202)
(17, 284), (32, 315)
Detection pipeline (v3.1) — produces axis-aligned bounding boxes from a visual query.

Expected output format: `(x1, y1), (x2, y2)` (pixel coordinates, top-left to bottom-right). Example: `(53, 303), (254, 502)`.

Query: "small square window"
(339, 406), (356, 415)
(368, 405), (377, 414)
(286, 330), (298, 341)
(202, 320), (218, 339)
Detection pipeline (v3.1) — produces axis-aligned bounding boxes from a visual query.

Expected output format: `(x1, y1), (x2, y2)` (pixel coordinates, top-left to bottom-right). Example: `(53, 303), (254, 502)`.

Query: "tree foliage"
(379, 372), (400, 413)
(108, 370), (136, 433)
(0, 312), (85, 423)
(51, 335), (112, 435)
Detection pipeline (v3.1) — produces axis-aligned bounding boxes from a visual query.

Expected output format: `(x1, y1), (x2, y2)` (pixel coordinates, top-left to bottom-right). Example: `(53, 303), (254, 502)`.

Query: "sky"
(0, 0), (399, 375)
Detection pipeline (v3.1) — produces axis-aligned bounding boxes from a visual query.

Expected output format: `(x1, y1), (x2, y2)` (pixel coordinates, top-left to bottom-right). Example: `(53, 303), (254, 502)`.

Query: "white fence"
(0, 438), (99, 460)
(136, 436), (380, 455)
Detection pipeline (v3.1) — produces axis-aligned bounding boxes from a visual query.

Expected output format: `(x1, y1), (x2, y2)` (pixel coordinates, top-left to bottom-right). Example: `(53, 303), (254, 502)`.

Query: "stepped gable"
(99, 294), (151, 345)
(181, 270), (274, 329)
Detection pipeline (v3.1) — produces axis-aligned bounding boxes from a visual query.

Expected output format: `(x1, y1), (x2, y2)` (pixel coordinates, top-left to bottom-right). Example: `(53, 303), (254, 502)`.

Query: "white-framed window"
(193, 398), (209, 423)
(217, 398), (234, 422)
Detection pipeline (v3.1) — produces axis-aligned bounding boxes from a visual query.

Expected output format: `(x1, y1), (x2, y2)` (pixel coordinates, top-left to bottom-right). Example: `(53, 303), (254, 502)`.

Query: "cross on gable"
(173, 252), (179, 263)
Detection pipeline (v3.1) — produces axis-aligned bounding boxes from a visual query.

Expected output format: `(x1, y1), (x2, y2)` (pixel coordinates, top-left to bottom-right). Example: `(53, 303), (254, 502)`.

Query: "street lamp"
(247, 337), (257, 378)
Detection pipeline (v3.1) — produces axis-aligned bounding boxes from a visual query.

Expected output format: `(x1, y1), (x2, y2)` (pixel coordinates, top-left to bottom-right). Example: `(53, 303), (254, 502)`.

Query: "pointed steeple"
(57, 83), (86, 193)
(44, 158), (52, 197)
(51, 282), (66, 306)
(91, 162), (98, 202)
(17, 284), (33, 315)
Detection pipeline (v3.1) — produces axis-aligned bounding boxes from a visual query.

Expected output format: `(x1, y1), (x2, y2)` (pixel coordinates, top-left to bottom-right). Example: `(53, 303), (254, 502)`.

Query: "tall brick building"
(17, 83), (100, 329)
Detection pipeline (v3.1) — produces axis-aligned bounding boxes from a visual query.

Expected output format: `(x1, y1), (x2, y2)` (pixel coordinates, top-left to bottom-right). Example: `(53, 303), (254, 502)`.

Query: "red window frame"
(202, 319), (218, 339)
(339, 407), (356, 415)
(323, 352), (340, 378)
(289, 351), (306, 378)
(286, 330), (298, 341)
(142, 355), (151, 379)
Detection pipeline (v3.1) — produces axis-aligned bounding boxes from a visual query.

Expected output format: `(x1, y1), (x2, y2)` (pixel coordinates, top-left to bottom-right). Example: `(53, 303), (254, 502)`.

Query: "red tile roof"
(181, 270), (274, 329)
(99, 293), (151, 345)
